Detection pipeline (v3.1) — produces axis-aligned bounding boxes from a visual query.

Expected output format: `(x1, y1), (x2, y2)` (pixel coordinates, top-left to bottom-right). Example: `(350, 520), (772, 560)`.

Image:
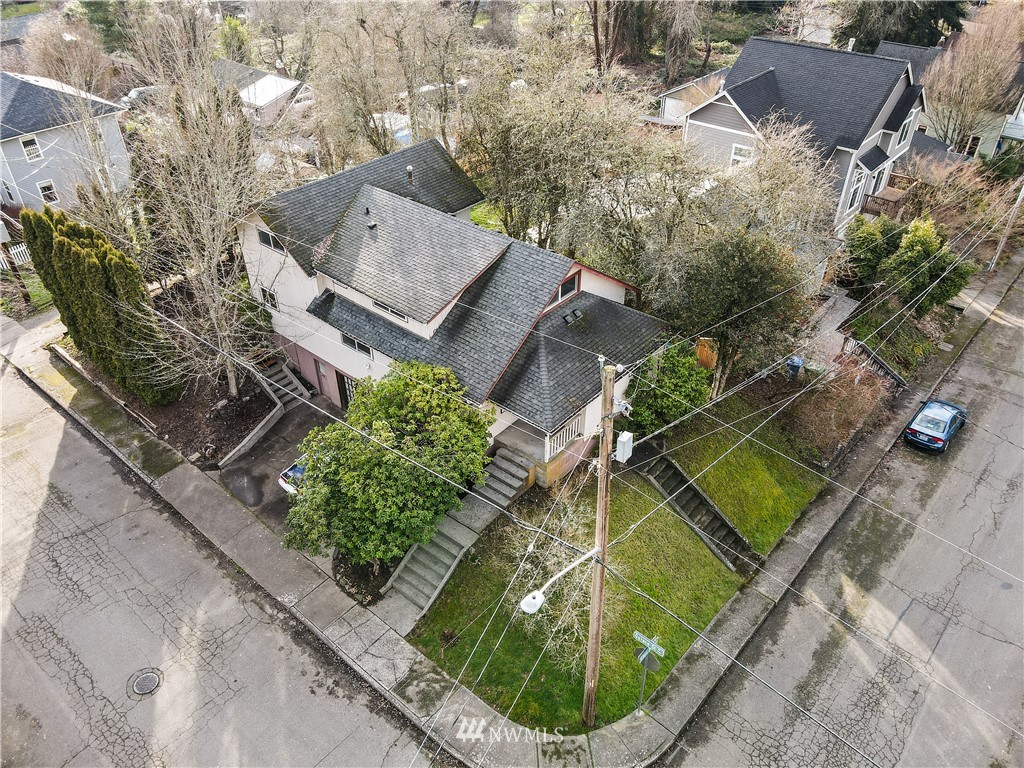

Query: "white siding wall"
(0, 114), (128, 211)
(579, 268), (627, 303)
(663, 96), (689, 121)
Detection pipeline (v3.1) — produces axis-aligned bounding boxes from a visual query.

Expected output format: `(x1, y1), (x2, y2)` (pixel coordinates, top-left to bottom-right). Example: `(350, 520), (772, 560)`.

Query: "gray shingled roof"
(316, 186), (510, 323)
(882, 84), (924, 132)
(260, 140), (485, 275)
(897, 131), (972, 171)
(726, 68), (782, 124)
(212, 58), (268, 91)
(0, 72), (122, 140)
(306, 240), (573, 408)
(1, 11), (42, 43)
(489, 292), (665, 431)
(724, 38), (910, 156)
(858, 144), (889, 171)
(873, 41), (943, 81)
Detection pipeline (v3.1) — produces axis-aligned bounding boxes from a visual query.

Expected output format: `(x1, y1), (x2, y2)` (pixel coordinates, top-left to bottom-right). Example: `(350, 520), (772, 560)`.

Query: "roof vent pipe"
(847, 37), (856, 51)
(407, 165), (414, 185)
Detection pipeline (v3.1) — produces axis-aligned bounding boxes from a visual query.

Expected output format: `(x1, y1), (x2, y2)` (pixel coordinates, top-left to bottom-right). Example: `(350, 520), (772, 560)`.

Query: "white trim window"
(342, 332), (372, 358)
(730, 143), (754, 167)
(870, 168), (887, 195)
(546, 272), (580, 309)
(38, 180), (59, 204)
(21, 136), (42, 162)
(897, 113), (914, 145)
(372, 299), (408, 322)
(257, 228), (285, 252)
(847, 169), (866, 212)
(260, 286), (278, 310)
(961, 135), (982, 156)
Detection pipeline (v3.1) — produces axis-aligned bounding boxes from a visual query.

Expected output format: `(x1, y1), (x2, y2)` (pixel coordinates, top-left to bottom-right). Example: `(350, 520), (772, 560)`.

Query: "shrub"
(626, 344), (711, 437)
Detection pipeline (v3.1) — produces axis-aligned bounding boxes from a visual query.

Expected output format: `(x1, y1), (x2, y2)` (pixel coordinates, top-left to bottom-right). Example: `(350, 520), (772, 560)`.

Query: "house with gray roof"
(212, 58), (310, 128)
(239, 140), (664, 487)
(875, 39), (1024, 159)
(0, 71), (128, 212)
(678, 38), (927, 232)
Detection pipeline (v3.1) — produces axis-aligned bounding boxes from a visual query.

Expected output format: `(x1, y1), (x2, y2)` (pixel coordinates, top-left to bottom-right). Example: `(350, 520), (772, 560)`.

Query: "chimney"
(847, 37), (856, 51)
(406, 165), (414, 185)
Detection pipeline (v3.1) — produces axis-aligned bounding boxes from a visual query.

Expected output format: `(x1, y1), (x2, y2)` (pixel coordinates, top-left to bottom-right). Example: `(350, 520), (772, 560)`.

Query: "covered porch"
(861, 172), (918, 219)
(492, 410), (595, 489)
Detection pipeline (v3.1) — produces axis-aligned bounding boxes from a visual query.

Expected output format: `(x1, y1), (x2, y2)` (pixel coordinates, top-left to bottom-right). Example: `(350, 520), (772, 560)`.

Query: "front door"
(336, 371), (356, 411)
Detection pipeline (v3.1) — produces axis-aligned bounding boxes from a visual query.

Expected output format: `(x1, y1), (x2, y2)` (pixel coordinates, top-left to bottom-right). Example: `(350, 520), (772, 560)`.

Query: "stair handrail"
(381, 543), (422, 595)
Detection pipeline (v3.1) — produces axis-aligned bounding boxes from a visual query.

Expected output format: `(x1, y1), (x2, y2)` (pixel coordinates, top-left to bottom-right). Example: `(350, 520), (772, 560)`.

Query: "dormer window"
(258, 229), (285, 252)
(546, 272), (580, 309)
(21, 137), (42, 162)
(897, 113), (914, 145)
(372, 299), (408, 322)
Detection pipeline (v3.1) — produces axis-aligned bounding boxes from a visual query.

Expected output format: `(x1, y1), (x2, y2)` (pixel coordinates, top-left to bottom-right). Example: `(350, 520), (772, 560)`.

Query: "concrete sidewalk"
(3, 246), (1021, 768)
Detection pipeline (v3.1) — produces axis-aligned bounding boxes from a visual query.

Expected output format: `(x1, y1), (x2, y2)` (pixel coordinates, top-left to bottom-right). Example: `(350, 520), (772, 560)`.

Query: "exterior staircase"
(471, 448), (533, 509)
(374, 448), (534, 636)
(263, 359), (310, 411)
(640, 456), (757, 574)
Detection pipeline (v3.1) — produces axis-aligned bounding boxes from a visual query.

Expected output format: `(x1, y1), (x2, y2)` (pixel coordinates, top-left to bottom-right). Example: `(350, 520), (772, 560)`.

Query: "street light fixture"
(519, 546), (600, 614)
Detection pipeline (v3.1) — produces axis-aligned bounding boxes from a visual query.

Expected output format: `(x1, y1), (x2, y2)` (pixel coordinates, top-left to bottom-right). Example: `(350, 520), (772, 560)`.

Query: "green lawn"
(668, 396), (825, 556)
(470, 201), (506, 233)
(848, 301), (933, 379)
(409, 471), (743, 732)
(1, 2), (45, 19)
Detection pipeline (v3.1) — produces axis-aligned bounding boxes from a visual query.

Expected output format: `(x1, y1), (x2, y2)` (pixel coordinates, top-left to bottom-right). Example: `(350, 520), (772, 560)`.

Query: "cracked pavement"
(669, 277), (1024, 768)
(1, 366), (430, 767)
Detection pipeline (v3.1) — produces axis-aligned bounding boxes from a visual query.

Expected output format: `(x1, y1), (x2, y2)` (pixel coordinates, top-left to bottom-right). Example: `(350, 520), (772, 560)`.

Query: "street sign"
(632, 631), (665, 658)
(633, 647), (661, 672)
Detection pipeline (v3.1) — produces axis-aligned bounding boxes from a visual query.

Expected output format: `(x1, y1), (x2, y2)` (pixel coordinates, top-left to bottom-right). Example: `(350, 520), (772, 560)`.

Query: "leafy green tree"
(878, 217), (977, 316)
(626, 344), (711, 437)
(284, 362), (494, 571)
(671, 231), (812, 398)
(20, 208), (180, 405)
(77, 0), (134, 52)
(843, 214), (907, 286)
(219, 16), (253, 65)
(833, 1), (966, 53)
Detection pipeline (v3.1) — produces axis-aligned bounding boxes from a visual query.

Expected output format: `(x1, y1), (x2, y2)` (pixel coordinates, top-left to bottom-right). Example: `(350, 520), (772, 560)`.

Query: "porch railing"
(861, 173), (919, 219)
(842, 335), (907, 389)
(545, 412), (585, 461)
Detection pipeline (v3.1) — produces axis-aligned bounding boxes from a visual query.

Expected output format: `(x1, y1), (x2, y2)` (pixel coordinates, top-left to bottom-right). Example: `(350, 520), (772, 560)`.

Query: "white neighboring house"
(670, 38), (927, 233)
(212, 59), (311, 129)
(238, 140), (664, 487)
(0, 71), (128, 212)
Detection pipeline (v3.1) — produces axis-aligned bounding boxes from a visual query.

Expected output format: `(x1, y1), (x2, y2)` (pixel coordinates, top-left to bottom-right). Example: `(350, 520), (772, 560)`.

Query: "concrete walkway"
(3, 247), (1021, 768)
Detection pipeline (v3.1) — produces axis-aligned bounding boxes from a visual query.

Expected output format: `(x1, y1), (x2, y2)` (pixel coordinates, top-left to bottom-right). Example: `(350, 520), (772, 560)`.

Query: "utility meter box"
(615, 431), (634, 464)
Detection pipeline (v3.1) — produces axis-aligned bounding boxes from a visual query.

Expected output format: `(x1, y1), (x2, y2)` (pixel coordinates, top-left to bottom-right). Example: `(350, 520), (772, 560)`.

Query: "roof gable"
(316, 185), (509, 323)
(0, 72), (122, 140)
(873, 41), (943, 80)
(724, 38), (910, 155)
(260, 140), (485, 274)
(726, 68), (782, 124)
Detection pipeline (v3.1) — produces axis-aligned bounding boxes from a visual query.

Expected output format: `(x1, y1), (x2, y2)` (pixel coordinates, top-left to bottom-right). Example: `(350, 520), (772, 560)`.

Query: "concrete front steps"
(641, 455), (757, 574)
(372, 448), (534, 636)
(263, 359), (310, 411)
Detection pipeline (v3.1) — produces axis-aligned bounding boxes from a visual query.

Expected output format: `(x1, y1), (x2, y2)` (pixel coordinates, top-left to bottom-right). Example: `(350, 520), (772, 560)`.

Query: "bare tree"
(126, 3), (270, 398)
(24, 14), (117, 98)
(922, 3), (1024, 154)
(663, 0), (701, 85)
(249, 0), (325, 81)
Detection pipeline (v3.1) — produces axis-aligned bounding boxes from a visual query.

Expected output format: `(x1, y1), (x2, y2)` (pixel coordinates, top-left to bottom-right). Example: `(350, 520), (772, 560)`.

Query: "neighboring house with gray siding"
(0, 72), (128, 212)
(238, 140), (664, 487)
(679, 38), (926, 233)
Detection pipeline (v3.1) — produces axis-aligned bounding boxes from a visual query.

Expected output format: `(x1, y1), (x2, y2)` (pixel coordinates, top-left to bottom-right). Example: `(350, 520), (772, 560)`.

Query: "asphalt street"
(671, 277), (1024, 768)
(0, 366), (431, 768)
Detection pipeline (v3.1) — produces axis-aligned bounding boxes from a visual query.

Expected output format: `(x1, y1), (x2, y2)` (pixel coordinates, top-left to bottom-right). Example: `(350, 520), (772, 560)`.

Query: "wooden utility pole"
(990, 177), (1024, 272)
(582, 362), (616, 727)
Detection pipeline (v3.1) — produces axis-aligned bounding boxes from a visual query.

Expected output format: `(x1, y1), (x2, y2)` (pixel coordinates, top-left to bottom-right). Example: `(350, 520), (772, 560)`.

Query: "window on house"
(1, 180), (13, 203)
(897, 114), (914, 145)
(342, 332), (372, 358)
(38, 181), (59, 204)
(730, 143), (753, 166)
(847, 170), (866, 212)
(21, 137), (42, 161)
(547, 272), (580, 308)
(257, 229), (285, 252)
(260, 287), (278, 310)
(372, 299), (408, 321)
(961, 135), (982, 156)
(871, 169), (887, 195)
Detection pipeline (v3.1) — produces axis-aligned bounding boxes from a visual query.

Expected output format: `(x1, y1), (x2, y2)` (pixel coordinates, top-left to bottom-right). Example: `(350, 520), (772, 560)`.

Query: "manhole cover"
(127, 668), (162, 699)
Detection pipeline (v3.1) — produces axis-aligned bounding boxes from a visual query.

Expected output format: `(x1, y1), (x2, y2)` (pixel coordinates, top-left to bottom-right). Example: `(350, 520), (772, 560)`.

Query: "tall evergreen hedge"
(20, 207), (181, 406)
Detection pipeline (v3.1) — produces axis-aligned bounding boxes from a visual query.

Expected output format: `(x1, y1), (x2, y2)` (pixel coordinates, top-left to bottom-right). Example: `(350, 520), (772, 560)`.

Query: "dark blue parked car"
(903, 400), (967, 453)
